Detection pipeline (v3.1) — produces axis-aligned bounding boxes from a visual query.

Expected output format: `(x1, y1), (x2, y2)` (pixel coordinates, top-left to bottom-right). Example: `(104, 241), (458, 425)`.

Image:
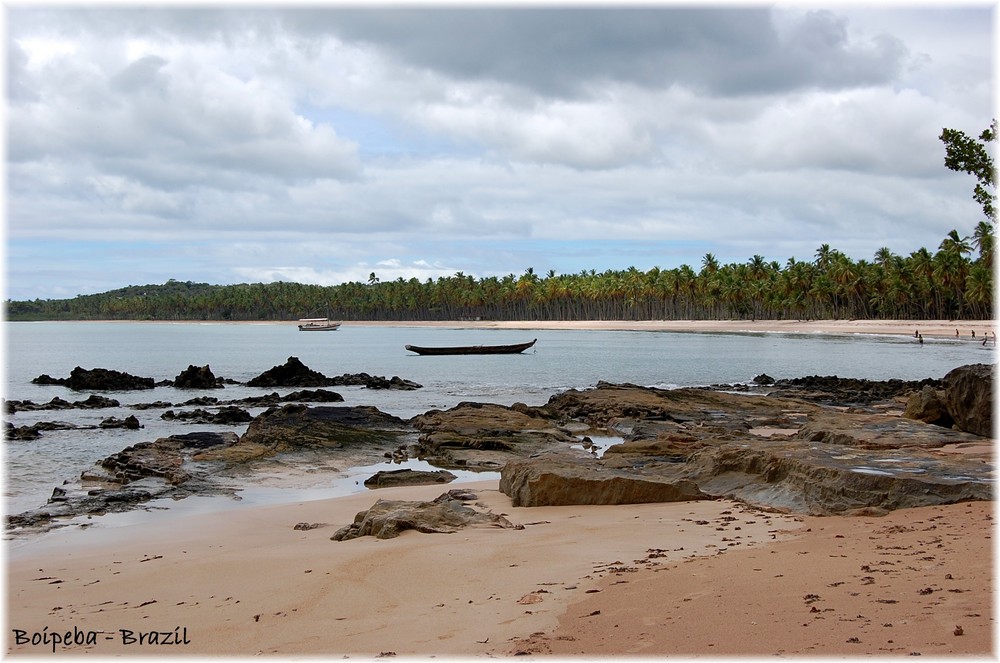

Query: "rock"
(903, 386), (953, 427)
(331, 492), (514, 541)
(161, 406), (252, 425)
(683, 440), (993, 515)
(49, 367), (156, 391)
(197, 404), (414, 463)
(411, 401), (578, 470)
(363, 469), (458, 489)
(293, 522), (326, 531)
(97, 431), (238, 485)
(942, 364), (994, 437)
(331, 372), (422, 390)
(246, 357), (336, 388)
(762, 375), (940, 407)
(528, 381), (993, 514)
(4, 395), (121, 413)
(500, 452), (709, 507)
(5, 421), (97, 440)
(753, 373), (775, 385)
(173, 364), (224, 389)
(99, 415), (142, 430)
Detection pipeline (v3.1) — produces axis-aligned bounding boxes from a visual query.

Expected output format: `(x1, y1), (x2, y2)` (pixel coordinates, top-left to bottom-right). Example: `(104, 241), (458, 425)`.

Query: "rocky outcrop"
(10, 365), (994, 532)
(501, 451), (708, 507)
(246, 357), (336, 388)
(6, 432), (239, 531)
(197, 404), (414, 463)
(411, 402), (579, 471)
(5, 421), (87, 440)
(762, 375), (942, 407)
(363, 469), (457, 489)
(173, 364), (224, 389)
(5, 394), (120, 414)
(161, 406), (252, 425)
(942, 363), (994, 437)
(504, 378), (993, 515)
(331, 373), (423, 390)
(903, 385), (953, 427)
(331, 490), (514, 540)
(32, 367), (155, 391)
(99, 415), (142, 430)
(93, 431), (238, 486)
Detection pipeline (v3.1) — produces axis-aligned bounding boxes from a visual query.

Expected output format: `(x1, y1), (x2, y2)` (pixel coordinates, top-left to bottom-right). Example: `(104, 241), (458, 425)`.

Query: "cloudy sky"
(5, 3), (995, 301)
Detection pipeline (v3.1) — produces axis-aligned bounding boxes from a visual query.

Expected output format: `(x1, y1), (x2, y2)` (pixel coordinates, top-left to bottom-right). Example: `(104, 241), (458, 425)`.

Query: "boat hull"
(297, 318), (341, 331)
(404, 339), (536, 355)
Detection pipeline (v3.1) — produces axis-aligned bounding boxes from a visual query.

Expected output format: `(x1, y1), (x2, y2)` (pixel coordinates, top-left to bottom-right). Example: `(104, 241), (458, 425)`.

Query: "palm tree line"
(6, 224), (993, 322)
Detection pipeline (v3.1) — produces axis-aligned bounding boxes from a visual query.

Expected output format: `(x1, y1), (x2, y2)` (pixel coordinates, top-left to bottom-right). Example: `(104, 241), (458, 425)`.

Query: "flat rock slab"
(411, 401), (578, 470)
(363, 469), (457, 489)
(501, 452), (709, 507)
(199, 404), (415, 462)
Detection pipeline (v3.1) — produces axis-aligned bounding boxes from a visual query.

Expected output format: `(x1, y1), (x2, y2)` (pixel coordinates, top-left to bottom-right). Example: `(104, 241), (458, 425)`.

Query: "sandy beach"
(5, 318), (995, 657)
(5, 480), (994, 657)
(348, 318), (996, 340)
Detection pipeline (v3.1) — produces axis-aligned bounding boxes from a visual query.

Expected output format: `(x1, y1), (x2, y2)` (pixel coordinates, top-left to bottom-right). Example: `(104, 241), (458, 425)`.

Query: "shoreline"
(6, 481), (992, 657)
(361, 318), (997, 340)
(13, 318), (997, 339)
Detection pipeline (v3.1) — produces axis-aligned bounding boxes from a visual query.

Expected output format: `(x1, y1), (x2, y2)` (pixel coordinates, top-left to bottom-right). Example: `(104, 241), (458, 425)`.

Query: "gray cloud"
(281, 7), (908, 98)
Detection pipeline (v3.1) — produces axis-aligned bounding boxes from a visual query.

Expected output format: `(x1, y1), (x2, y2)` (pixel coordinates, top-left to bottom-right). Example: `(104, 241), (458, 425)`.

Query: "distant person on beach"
(972, 330), (976, 338)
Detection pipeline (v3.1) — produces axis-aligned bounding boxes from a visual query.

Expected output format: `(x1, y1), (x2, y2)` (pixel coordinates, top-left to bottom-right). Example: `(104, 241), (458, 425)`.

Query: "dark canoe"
(404, 339), (537, 356)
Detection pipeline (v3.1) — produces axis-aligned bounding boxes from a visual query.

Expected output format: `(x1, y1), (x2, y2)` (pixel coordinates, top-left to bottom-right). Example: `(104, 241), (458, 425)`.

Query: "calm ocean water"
(3, 321), (991, 516)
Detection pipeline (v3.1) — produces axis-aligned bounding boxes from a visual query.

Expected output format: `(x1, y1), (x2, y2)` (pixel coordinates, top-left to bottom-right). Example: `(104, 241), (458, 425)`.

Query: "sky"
(4, 3), (996, 301)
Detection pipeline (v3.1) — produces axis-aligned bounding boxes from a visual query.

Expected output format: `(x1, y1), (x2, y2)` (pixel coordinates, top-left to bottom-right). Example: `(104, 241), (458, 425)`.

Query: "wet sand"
(5, 480), (993, 657)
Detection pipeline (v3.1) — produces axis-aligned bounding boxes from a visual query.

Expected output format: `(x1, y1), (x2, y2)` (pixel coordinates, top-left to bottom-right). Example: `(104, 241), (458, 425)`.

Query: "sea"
(3, 321), (991, 524)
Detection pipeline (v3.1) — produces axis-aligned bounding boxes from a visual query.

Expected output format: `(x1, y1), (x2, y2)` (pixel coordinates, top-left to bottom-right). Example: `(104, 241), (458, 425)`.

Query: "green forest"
(6, 224), (994, 322)
(6, 121), (996, 323)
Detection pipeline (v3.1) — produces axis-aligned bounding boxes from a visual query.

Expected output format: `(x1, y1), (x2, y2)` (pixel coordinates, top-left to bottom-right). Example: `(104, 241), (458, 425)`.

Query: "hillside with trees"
(6, 228), (993, 322)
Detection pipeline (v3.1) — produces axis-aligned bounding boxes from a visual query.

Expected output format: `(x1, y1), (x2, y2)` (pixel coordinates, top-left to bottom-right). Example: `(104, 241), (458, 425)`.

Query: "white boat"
(297, 318), (342, 331)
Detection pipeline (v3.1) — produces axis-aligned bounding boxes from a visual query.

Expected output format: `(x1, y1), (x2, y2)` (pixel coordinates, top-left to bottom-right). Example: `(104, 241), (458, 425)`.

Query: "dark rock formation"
(411, 401), (578, 471)
(364, 469), (458, 489)
(197, 404), (414, 463)
(32, 367), (156, 391)
(95, 432), (236, 485)
(5, 421), (90, 440)
(762, 375), (941, 407)
(6, 432), (239, 531)
(5, 394), (121, 414)
(233, 389), (345, 407)
(331, 373), (422, 390)
(99, 415), (142, 430)
(246, 357), (335, 388)
(331, 490), (514, 541)
(173, 364), (224, 389)
(161, 406), (252, 425)
(942, 363), (994, 437)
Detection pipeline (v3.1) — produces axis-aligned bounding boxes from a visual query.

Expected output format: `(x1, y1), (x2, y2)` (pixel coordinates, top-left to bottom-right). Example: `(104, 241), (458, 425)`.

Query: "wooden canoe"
(404, 339), (537, 356)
